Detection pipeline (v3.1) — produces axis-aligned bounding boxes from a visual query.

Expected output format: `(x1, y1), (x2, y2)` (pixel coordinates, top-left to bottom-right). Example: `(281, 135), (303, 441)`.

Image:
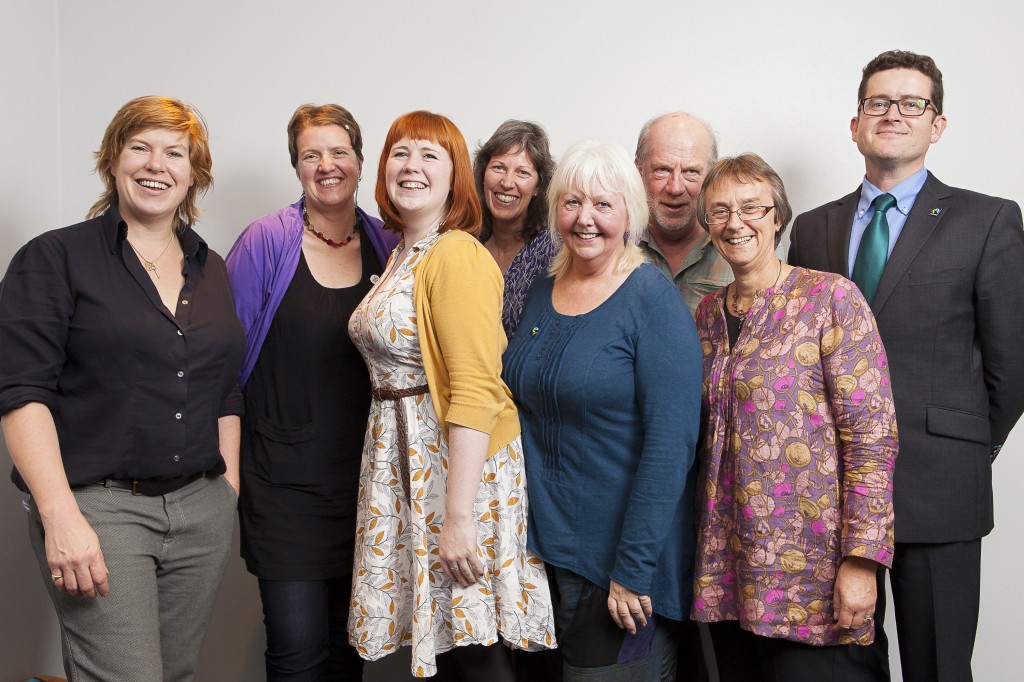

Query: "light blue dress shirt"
(847, 167), (929, 276)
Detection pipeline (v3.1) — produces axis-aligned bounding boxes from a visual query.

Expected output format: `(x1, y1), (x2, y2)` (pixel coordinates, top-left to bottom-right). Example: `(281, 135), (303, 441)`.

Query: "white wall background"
(2, 0), (1021, 679)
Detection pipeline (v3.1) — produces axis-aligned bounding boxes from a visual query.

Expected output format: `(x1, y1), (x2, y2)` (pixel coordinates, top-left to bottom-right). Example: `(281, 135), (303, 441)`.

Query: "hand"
(608, 580), (652, 635)
(44, 507), (109, 599)
(438, 514), (484, 588)
(833, 556), (878, 630)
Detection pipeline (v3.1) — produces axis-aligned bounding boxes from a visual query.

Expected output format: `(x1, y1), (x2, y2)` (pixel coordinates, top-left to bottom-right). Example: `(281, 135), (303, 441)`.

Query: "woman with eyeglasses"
(690, 154), (897, 680)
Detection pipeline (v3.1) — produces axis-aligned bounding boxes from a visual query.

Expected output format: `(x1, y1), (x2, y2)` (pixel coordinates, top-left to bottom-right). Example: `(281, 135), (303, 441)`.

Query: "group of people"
(1, 48), (1020, 682)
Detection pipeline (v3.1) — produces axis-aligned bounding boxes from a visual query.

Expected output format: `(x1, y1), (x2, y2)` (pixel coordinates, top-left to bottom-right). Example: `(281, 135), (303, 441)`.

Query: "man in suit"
(635, 112), (733, 315)
(788, 50), (1024, 682)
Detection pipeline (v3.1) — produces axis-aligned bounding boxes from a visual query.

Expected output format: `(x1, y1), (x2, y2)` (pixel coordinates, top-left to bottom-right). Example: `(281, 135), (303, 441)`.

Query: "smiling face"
(296, 124), (360, 214)
(638, 116), (714, 240)
(705, 178), (780, 275)
(110, 127), (194, 231)
(385, 137), (453, 225)
(851, 68), (947, 183)
(482, 148), (539, 230)
(555, 181), (628, 275)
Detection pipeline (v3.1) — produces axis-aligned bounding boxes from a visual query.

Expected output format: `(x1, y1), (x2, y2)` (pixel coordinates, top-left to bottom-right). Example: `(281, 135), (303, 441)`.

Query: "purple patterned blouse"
(499, 227), (558, 338)
(691, 267), (897, 646)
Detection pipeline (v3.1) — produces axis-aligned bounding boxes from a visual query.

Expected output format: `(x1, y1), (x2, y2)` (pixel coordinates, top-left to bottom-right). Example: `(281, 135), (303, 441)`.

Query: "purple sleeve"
(820, 278), (897, 567)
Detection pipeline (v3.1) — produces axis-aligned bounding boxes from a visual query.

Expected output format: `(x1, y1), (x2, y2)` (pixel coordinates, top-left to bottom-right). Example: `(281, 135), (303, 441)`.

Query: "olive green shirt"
(640, 233), (733, 315)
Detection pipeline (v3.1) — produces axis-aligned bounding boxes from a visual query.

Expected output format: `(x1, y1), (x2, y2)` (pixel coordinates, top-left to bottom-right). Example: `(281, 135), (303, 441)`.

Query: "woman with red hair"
(347, 111), (555, 678)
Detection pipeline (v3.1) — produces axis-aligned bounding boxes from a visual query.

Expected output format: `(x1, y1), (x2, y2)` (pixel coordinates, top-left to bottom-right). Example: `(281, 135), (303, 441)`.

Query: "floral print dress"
(347, 229), (555, 677)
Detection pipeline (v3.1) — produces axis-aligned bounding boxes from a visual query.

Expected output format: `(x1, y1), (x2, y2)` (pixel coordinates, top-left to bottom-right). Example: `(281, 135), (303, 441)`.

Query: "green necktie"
(852, 193), (896, 304)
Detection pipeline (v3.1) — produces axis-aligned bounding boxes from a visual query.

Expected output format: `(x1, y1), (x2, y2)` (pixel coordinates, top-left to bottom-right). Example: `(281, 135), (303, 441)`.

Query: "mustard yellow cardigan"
(412, 230), (521, 456)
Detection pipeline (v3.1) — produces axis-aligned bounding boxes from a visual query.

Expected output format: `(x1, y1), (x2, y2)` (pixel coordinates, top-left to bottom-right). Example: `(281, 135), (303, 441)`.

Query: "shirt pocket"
(688, 277), (731, 305)
(908, 268), (961, 287)
(252, 417), (319, 486)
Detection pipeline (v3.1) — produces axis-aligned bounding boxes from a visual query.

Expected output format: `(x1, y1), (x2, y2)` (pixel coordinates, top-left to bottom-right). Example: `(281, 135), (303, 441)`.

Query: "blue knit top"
(502, 263), (702, 620)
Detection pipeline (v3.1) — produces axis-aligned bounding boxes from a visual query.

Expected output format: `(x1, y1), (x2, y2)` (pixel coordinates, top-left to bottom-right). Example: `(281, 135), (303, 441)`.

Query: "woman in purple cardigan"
(225, 103), (398, 681)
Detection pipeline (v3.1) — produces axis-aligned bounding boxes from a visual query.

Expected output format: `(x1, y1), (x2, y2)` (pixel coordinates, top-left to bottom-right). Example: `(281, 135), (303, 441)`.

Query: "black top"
(239, 235), (380, 580)
(725, 307), (742, 349)
(0, 205), (245, 493)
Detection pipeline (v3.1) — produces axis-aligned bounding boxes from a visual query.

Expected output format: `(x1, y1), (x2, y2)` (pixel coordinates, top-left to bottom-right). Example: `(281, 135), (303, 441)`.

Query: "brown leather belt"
(97, 471), (206, 496)
(370, 384), (429, 504)
(372, 384), (430, 400)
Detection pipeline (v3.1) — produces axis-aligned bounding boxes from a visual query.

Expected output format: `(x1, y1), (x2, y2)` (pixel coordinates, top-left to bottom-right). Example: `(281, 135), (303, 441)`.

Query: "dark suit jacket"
(788, 172), (1024, 543)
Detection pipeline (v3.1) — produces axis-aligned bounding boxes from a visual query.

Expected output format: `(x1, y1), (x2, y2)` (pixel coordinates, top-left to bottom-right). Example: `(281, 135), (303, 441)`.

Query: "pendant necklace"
(731, 259), (783, 325)
(127, 235), (174, 279)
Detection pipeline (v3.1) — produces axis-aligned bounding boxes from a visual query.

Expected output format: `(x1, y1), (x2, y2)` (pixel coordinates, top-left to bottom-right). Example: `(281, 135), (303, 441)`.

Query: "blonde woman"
(502, 140), (702, 681)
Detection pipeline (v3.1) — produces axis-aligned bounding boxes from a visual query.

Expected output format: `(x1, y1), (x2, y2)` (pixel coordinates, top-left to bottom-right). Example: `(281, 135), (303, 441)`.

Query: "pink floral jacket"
(692, 267), (897, 646)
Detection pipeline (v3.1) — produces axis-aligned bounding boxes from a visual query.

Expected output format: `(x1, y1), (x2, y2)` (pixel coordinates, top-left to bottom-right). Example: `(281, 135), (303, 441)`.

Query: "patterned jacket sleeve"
(820, 276), (897, 566)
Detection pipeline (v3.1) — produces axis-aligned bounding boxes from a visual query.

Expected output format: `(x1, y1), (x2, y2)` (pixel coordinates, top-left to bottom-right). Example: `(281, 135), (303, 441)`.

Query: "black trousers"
(708, 621), (887, 682)
(873, 539), (982, 682)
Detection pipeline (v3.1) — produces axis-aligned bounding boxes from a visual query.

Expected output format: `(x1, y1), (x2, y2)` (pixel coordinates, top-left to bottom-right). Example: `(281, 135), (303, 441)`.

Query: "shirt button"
(181, 299), (189, 305)
(175, 412), (182, 420)
(173, 455), (180, 462)
(177, 371), (184, 378)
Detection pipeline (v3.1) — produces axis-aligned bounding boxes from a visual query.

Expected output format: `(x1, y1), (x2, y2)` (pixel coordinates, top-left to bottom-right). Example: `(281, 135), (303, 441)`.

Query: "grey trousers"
(28, 474), (237, 682)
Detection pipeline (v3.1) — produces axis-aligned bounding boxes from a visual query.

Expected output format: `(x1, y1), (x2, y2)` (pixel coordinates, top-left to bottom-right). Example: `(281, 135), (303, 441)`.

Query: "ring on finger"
(862, 614), (874, 624)
(51, 574), (63, 582)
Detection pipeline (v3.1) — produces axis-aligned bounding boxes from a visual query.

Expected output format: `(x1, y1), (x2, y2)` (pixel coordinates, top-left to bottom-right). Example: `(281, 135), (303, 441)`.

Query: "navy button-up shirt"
(0, 205), (244, 491)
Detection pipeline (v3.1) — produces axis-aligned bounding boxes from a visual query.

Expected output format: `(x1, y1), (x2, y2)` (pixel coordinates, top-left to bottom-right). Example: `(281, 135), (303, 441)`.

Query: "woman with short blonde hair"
(503, 140), (702, 681)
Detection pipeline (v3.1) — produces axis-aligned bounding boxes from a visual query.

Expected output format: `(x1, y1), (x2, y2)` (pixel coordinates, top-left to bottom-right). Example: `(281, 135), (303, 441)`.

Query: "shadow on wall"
(196, 529), (266, 679)
(0, 463), (63, 680)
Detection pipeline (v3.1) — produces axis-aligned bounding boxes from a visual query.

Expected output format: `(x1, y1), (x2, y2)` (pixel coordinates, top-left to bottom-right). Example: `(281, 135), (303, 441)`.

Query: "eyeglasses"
(704, 205), (775, 226)
(859, 97), (931, 117)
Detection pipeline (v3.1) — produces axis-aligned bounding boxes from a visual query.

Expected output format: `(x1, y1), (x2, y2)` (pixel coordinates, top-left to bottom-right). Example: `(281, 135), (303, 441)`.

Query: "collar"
(639, 229), (712, 257)
(856, 167), (928, 219)
(103, 202), (209, 265)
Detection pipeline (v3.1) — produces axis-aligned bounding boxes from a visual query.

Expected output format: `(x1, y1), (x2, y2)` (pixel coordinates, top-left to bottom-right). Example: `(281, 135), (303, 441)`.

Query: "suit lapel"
(825, 189), (860, 278)
(872, 173), (953, 313)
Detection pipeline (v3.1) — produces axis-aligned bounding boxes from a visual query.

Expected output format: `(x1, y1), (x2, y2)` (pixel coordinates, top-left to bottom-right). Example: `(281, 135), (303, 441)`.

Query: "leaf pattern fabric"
(347, 229), (555, 677)
(691, 267), (897, 646)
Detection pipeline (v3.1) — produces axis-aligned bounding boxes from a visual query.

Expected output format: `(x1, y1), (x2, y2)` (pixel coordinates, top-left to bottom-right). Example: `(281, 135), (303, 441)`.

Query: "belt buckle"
(131, 480), (142, 496)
